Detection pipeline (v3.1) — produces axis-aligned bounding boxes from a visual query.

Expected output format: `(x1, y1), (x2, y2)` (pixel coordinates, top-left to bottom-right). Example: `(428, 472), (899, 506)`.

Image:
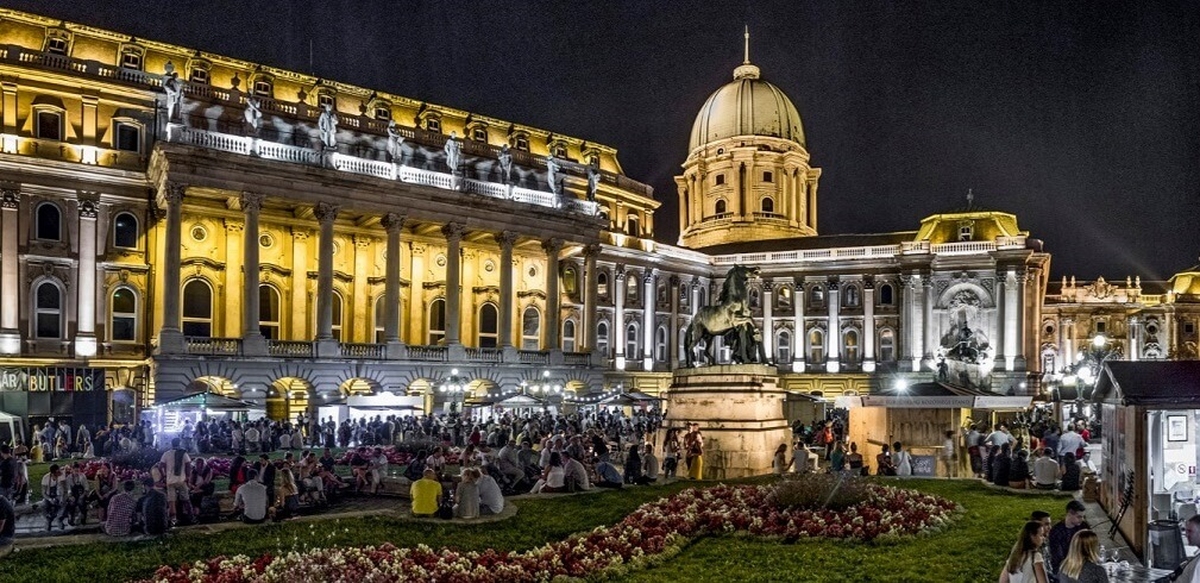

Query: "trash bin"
(1149, 519), (1185, 571)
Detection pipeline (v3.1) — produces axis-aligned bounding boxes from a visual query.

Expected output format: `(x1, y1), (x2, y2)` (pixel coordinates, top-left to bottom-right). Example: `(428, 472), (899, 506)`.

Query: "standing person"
(0, 445), (15, 500)
(998, 520), (1049, 583)
(1057, 529), (1108, 583)
(662, 429), (680, 479)
(846, 442), (866, 476)
(1174, 515), (1200, 581)
(940, 430), (957, 478)
(893, 441), (913, 476)
(992, 443), (1013, 487)
(1048, 500), (1089, 575)
(1059, 453), (1082, 492)
(1031, 511), (1054, 579)
(160, 438), (191, 524)
(1057, 424), (1084, 466)
(967, 423), (984, 478)
(683, 423), (704, 480)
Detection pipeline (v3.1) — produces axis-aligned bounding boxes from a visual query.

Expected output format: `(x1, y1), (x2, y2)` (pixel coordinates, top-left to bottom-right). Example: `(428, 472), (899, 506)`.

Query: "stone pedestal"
(662, 364), (791, 479)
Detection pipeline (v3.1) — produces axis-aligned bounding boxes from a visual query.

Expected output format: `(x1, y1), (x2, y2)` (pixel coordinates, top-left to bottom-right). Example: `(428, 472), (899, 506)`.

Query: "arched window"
(843, 329), (860, 364)
(843, 285), (860, 307)
(879, 328), (896, 362)
(777, 286), (792, 308)
(698, 286), (707, 307)
(428, 298), (446, 345)
(715, 199), (727, 215)
(810, 286), (824, 308)
(521, 306), (541, 350)
(749, 288), (761, 309)
(597, 272), (609, 296)
(596, 321), (609, 357)
(181, 279), (212, 337)
(479, 303), (499, 348)
(331, 291), (344, 342)
(808, 329), (825, 363)
(879, 284), (894, 306)
(626, 323), (639, 359)
(776, 330), (792, 364)
(562, 319), (577, 352)
(259, 285), (281, 340)
(110, 287), (137, 342)
(626, 215), (640, 237)
(34, 281), (63, 339)
(678, 325), (689, 362)
(761, 197), (775, 214)
(627, 275), (639, 302)
(655, 326), (668, 362)
(113, 212), (138, 249)
(36, 202), (61, 241)
(562, 266), (578, 297)
(374, 296), (386, 343)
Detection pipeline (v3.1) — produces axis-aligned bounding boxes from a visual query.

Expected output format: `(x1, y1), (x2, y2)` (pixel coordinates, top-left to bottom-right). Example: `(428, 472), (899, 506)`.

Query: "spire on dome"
(733, 26), (760, 80)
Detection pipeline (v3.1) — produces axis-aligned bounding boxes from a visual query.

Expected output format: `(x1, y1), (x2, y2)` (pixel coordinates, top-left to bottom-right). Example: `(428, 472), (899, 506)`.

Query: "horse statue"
(683, 265), (761, 367)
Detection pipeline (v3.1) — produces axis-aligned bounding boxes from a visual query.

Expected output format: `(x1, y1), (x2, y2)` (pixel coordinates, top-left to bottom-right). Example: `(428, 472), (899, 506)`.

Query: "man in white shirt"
(476, 466), (505, 515)
(984, 424), (1011, 448)
(562, 451), (591, 491)
(1057, 427), (1084, 464)
(159, 438), (191, 523)
(369, 447), (388, 495)
(1032, 448), (1059, 489)
(233, 468), (269, 524)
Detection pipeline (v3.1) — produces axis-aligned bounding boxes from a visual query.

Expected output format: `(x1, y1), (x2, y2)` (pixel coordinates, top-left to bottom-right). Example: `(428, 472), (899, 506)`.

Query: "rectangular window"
(112, 315), (136, 342)
(1095, 320), (1106, 334)
(375, 107), (391, 121)
(36, 111), (62, 140)
(515, 136), (529, 151)
(553, 145), (567, 158)
(46, 37), (69, 55)
(1187, 322), (1196, 335)
(189, 67), (209, 84)
(318, 94), (336, 109)
(715, 174), (725, 186)
(763, 171), (773, 183)
(115, 123), (141, 153)
(472, 127), (487, 142)
(253, 80), (273, 97)
(121, 51), (142, 70)
(426, 118), (441, 132)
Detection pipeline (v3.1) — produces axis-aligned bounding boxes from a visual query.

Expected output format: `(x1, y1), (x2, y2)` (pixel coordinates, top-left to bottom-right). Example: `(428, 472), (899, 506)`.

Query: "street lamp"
(520, 370), (562, 410)
(438, 368), (468, 413)
(1060, 334), (1121, 429)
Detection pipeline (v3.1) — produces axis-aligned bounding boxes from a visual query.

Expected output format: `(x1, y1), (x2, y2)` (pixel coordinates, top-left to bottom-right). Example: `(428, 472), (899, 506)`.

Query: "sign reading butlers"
(0, 367), (104, 392)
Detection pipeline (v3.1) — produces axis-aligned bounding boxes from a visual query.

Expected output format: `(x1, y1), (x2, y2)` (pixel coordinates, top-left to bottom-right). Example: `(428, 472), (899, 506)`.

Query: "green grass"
(0, 478), (1072, 583)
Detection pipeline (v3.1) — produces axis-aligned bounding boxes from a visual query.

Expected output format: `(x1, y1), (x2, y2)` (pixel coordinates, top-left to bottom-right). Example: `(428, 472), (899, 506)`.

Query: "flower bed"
(146, 481), (959, 583)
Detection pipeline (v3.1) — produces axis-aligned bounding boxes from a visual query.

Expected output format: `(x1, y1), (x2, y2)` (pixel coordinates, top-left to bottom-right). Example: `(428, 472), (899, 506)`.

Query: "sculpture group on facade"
(683, 265), (768, 367)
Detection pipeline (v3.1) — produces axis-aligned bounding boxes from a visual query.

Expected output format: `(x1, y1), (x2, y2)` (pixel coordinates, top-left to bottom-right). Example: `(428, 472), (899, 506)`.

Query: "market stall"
(147, 392), (267, 442)
(316, 394), (423, 425)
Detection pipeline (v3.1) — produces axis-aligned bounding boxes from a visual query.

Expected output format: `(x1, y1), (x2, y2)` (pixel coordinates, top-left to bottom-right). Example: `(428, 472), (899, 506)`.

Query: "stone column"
(542, 238), (563, 353)
(762, 280), (774, 363)
(994, 269), (1008, 371)
(74, 193), (100, 357)
(642, 269), (655, 371)
(582, 244), (600, 355)
(495, 231), (518, 353)
(826, 279), (840, 373)
(1128, 317), (1140, 361)
(157, 182), (187, 354)
(1013, 269), (1028, 371)
(1062, 318), (1074, 367)
(793, 277), (806, 372)
(910, 272), (925, 371)
(614, 266), (626, 370)
(223, 220), (244, 337)
(382, 213), (406, 358)
(240, 191), (267, 355)
(922, 275), (936, 369)
(290, 229), (309, 339)
(314, 202), (340, 357)
(0, 186), (19, 354)
(669, 275), (680, 369)
(863, 278), (876, 372)
(443, 222), (465, 348)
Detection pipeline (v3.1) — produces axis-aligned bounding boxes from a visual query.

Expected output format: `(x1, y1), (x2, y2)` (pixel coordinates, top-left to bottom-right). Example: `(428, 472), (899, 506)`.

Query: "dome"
(688, 61), (806, 152)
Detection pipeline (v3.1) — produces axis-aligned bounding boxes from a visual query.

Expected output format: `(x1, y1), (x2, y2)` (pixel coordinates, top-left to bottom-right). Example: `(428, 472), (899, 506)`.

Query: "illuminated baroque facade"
(0, 10), (1188, 429)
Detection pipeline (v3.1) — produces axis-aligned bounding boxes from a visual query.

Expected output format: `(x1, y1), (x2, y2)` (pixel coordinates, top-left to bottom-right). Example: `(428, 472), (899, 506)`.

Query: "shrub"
(766, 473), (871, 511)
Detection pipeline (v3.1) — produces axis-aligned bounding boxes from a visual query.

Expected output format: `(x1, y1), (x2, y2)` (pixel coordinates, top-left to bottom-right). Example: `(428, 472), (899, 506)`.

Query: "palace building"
(0, 9), (1193, 431)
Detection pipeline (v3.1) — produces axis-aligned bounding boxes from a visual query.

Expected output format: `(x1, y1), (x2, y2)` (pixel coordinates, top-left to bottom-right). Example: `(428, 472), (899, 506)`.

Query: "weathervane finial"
(743, 25), (750, 64)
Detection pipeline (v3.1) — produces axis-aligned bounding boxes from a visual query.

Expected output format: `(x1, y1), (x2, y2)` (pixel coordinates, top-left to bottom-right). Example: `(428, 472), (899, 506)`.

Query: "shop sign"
(0, 367), (103, 392)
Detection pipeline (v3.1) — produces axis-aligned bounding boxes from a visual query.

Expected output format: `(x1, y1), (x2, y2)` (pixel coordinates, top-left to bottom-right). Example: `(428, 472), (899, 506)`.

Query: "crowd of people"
(998, 500), (1114, 583)
(966, 420), (1094, 491)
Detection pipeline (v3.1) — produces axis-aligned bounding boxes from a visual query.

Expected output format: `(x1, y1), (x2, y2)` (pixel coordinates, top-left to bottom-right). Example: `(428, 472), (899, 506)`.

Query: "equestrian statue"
(683, 265), (768, 367)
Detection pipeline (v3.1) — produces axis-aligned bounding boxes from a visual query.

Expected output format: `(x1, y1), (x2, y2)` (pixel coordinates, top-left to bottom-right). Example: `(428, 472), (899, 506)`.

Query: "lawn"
(0, 478), (1070, 583)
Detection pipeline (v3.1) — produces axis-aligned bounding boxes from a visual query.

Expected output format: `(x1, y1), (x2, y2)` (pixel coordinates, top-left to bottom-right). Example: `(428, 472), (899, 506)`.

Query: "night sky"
(10, 1), (1199, 281)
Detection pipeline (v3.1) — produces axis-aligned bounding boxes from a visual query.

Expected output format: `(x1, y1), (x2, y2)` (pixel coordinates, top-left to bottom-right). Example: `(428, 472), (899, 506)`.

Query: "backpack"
(436, 496), (454, 519)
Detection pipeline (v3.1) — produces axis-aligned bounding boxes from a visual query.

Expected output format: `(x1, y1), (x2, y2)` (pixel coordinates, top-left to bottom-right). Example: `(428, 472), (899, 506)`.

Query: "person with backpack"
(159, 438), (191, 525)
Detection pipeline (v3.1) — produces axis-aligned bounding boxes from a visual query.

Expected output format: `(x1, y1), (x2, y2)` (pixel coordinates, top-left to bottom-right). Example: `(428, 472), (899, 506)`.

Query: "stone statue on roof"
(244, 97), (262, 132)
(162, 61), (183, 122)
(385, 120), (405, 162)
(498, 144), (513, 184)
(444, 131), (462, 173)
(586, 162), (600, 202)
(546, 154), (563, 198)
(317, 104), (338, 149)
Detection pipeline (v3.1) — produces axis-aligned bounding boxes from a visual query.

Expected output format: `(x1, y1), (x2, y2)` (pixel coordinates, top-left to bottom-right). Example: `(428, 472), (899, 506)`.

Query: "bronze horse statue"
(683, 265), (760, 367)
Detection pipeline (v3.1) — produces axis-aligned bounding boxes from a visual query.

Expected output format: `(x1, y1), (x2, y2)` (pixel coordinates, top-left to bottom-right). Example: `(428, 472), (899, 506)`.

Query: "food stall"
(148, 392), (267, 442)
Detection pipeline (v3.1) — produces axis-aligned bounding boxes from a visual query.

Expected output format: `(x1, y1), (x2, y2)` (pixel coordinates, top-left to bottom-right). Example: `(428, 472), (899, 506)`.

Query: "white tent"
(0, 410), (26, 446)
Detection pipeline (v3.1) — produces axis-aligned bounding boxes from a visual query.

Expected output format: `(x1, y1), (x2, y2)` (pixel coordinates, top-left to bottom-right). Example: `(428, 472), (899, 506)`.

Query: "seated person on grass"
(234, 468), (270, 524)
(103, 479), (137, 537)
(477, 466), (505, 515)
(410, 469), (443, 517)
(135, 477), (169, 535)
(594, 459), (623, 489)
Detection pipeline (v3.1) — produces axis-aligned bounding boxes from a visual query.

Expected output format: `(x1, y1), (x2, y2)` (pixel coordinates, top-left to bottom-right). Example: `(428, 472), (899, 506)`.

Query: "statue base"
(661, 364), (791, 479)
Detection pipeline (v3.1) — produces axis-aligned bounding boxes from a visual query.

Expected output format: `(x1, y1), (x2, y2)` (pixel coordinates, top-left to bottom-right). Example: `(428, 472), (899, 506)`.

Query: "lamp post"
(1060, 334), (1120, 431)
(521, 370), (562, 411)
(438, 368), (468, 414)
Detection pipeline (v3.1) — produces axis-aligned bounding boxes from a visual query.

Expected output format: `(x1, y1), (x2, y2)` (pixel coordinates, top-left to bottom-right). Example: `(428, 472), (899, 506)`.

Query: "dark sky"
(11, 1), (1200, 281)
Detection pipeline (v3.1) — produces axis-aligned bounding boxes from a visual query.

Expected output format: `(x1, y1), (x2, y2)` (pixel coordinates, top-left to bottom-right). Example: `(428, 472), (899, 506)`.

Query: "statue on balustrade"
(586, 163), (600, 202)
(683, 265), (761, 367)
(244, 97), (262, 132)
(162, 61), (183, 122)
(444, 131), (463, 173)
(498, 144), (513, 184)
(318, 104), (338, 149)
(386, 120), (405, 163)
(546, 155), (564, 198)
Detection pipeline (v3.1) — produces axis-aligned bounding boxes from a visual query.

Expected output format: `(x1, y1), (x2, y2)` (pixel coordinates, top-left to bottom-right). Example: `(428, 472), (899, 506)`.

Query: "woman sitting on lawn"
(454, 468), (480, 519)
(531, 452), (566, 494)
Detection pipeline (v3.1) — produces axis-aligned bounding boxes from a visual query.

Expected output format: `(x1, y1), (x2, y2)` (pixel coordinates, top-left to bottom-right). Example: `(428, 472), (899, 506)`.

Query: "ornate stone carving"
(862, 276), (875, 291)
(239, 191), (265, 213)
(313, 202), (339, 224)
(541, 238), (564, 255)
(409, 243), (426, 256)
(825, 279), (839, 292)
(381, 213), (407, 234)
(164, 182), (186, 204)
(354, 235), (375, 248)
(77, 198), (99, 219)
(0, 185), (19, 209)
(1084, 276), (1116, 300)
(582, 243), (602, 258)
(442, 222), (466, 242)
(494, 230), (519, 249)
(224, 219), (244, 233)
(291, 228), (310, 240)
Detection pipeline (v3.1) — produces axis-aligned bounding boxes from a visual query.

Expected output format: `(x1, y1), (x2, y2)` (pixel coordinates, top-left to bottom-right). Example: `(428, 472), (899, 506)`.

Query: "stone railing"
(518, 350), (550, 365)
(267, 340), (313, 358)
(712, 244), (901, 266)
(407, 345), (449, 362)
(930, 241), (996, 255)
(464, 347), (502, 363)
(340, 342), (384, 359)
(562, 351), (592, 366)
(184, 337), (241, 355)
